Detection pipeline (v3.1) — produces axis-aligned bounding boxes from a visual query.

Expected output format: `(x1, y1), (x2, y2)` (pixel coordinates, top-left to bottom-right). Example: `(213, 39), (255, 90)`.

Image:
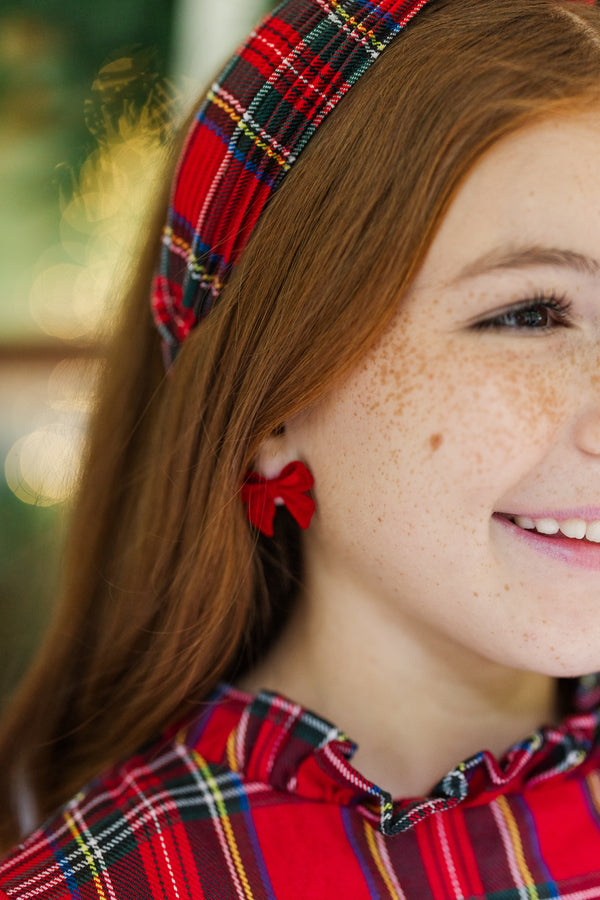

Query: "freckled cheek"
(472, 360), (569, 438)
(303, 340), (573, 503)
(459, 385), (568, 478)
(370, 350), (573, 475)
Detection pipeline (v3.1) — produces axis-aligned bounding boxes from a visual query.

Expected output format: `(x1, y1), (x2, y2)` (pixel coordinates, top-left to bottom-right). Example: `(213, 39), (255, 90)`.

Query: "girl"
(2, 0), (600, 896)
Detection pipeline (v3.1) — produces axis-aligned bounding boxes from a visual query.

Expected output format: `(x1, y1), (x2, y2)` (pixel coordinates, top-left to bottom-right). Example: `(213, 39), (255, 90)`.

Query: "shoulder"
(0, 701), (287, 899)
(0, 684), (368, 899)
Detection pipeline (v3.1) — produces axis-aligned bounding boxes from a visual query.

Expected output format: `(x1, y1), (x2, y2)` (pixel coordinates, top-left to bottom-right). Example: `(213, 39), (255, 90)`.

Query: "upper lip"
(496, 508), (600, 521)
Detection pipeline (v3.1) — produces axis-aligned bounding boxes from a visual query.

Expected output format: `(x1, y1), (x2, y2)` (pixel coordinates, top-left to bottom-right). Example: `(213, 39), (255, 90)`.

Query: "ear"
(252, 425), (299, 480)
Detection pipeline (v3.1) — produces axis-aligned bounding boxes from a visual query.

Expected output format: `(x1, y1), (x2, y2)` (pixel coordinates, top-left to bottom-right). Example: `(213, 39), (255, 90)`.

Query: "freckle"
(429, 433), (443, 452)
(504, 584), (510, 591)
(473, 592), (479, 597)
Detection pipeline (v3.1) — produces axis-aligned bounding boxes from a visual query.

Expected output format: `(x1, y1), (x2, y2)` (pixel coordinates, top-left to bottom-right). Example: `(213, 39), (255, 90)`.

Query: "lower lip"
(493, 514), (600, 572)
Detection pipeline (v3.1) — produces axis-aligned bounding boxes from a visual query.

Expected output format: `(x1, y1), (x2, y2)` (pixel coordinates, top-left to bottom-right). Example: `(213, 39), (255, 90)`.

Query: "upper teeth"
(513, 516), (600, 542)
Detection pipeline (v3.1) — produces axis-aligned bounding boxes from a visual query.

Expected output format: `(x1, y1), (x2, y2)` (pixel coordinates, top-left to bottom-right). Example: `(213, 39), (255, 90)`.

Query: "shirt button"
(439, 768), (469, 801)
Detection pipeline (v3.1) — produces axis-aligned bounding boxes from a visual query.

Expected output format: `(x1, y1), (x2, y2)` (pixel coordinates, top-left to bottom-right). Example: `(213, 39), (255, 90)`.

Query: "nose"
(573, 405), (600, 457)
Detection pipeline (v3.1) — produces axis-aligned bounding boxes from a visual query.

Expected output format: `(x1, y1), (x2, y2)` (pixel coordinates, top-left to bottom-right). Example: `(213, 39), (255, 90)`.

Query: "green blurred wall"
(0, 0), (175, 707)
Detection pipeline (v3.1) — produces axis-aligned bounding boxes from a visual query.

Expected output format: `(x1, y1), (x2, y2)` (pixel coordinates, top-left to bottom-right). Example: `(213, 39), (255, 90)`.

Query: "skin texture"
(242, 112), (600, 797)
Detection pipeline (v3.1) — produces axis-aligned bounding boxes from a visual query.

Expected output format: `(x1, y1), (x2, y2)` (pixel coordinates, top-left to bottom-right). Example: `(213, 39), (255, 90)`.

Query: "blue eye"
(473, 293), (573, 332)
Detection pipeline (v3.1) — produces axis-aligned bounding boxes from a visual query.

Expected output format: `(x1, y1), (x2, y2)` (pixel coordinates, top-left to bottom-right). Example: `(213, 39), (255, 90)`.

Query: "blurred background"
(0, 0), (276, 708)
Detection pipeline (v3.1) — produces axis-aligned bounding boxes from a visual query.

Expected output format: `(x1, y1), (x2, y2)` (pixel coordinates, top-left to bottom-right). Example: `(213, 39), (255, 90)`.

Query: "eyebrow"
(452, 244), (600, 283)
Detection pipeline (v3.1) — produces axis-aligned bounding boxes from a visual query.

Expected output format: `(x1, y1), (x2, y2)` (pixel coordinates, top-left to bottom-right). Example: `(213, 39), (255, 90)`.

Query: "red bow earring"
(241, 461), (315, 537)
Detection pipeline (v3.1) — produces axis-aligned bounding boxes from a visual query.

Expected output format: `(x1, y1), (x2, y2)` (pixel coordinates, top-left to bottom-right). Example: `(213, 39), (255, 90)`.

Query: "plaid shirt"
(2, 680), (600, 898)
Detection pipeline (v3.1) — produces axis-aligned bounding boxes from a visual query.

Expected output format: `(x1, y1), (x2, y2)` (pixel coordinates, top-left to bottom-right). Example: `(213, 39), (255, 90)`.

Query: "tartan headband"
(150, 0), (434, 367)
(150, 0), (595, 367)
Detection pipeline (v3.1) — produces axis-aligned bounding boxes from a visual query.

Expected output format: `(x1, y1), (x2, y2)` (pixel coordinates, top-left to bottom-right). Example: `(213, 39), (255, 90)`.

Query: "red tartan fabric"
(150, 0), (435, 366)
(2, 679), (600, 898)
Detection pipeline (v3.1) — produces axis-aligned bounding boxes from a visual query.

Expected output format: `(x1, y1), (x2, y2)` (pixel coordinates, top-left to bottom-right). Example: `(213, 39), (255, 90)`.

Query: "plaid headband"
(150, 0), (434, 366)
(151, 0), (595, 367)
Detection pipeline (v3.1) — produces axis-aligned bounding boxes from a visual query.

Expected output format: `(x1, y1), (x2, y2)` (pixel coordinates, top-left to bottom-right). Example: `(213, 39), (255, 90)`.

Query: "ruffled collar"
(179, 674), (600, 837)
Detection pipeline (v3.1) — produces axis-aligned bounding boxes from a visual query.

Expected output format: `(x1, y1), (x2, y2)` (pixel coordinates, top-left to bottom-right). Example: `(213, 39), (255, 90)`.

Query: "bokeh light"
(29, 63), (175, 346)
(6, 52), (177, 507)
(5, 423), (85, 507)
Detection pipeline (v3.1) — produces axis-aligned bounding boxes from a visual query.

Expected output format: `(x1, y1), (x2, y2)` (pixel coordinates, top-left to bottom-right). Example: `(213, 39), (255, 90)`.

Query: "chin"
(519, 652), (600, 680)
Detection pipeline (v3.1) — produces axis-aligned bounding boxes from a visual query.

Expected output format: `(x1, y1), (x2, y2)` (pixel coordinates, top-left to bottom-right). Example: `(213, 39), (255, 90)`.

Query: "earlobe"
(252, 427), (296, 480)
(245, 427), (315, 536)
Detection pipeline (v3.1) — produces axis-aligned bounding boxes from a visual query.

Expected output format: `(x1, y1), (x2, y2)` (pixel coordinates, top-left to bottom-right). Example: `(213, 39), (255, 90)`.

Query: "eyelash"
(472, 292), (573, 332)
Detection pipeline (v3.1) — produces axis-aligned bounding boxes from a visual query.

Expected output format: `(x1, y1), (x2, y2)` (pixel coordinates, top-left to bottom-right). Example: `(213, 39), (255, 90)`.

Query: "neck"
(238, 561), (557, 798)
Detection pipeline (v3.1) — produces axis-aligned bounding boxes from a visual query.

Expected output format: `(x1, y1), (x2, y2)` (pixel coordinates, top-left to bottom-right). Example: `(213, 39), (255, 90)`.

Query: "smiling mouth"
(493, 513), (600, 571)
(496, 513), (600, 543)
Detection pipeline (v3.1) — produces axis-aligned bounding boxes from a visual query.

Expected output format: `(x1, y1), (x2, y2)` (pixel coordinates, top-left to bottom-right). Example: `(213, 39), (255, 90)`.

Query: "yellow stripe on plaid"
(206, 91), (292, 172)
(363, 820), (403, 899)
(226, 731), (240, 774)
(586, 769), (600, 816)
(327, 0), (387, 51)
(63, 811), (108, 900)
(165, 233), (224, 289)
(496, 796), (540, 900)
(192, 750), (256, 900)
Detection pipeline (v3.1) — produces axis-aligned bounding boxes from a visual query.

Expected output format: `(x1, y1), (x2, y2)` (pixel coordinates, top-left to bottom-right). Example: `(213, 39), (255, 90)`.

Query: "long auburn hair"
(1, 0), (600, 850)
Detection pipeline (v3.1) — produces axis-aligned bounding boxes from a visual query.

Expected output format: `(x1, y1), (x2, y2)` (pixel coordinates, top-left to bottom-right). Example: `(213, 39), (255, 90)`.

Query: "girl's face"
(284, 110), (600, 678)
